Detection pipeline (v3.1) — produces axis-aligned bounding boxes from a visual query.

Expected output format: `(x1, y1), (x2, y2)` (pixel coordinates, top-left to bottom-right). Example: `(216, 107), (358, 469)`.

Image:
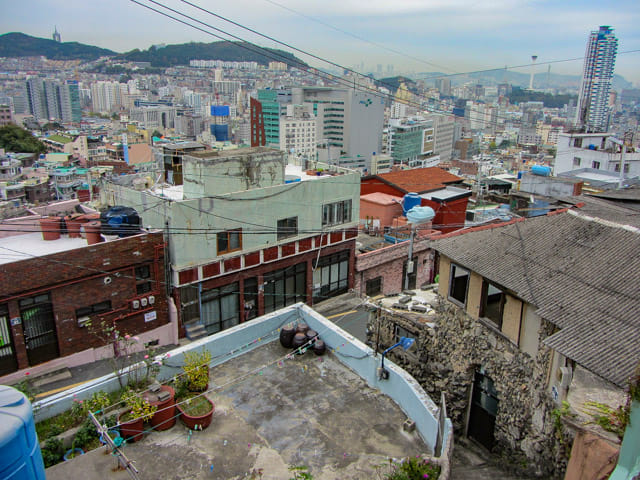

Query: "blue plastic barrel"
(531, 165), (551, 176)
(0, 386), (46, 480)
(402, 193), (422, 216)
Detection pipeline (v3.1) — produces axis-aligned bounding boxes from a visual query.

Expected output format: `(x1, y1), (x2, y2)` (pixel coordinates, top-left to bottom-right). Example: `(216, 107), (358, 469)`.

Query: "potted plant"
(144, 383), (177, 431)
(183, 349), (212, 392)
(175, 391), (215, 430)
(117, 388), (157, 442)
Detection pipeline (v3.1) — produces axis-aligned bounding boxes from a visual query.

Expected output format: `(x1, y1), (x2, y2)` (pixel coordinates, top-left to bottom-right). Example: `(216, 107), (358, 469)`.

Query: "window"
(480, 281), (504, 328)
(312, 250), (349, 301)
(76, 301), (112, 318)
(201, 283), (239, 335)
(448, 264), (469, 305)
(322, 200), (352, 227)
(365, 276), (382, 297)
(217, 229), (242, 254)
(573, 138), (583, 148)
(264, 262), (307, 314)
(572, 157), (581, 167)
(592, 161), (601, 169)
(135, 265), (152, 294)
(277, 216), (298, 240)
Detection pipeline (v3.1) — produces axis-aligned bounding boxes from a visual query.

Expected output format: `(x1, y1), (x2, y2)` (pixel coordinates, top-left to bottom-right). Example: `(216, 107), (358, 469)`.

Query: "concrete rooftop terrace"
(47, 341), (427, 480)
(40, 304), (450, 479)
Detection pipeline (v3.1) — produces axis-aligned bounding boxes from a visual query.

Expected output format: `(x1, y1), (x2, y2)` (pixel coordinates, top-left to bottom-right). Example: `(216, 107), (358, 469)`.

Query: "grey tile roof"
(560, 195), (640, 227)
(433, 210), (640, 387)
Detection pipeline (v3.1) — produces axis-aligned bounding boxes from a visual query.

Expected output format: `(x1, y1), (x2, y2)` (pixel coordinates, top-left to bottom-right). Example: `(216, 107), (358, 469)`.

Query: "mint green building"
(257, 89), (292, 148)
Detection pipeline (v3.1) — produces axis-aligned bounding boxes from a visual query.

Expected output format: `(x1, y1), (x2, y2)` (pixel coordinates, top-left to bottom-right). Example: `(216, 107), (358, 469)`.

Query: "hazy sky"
(2, 0), (639, 84)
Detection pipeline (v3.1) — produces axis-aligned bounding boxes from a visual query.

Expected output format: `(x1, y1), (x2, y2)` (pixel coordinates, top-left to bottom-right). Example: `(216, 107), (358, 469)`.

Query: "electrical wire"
(125, 0), (526, 129)
(131, 0), (640, 130)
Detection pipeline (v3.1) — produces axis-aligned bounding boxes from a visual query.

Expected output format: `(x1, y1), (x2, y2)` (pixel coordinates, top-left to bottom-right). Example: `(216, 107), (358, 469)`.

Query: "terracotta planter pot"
(39, 217), (61, 241)
(176, 396), (214, 430)
(118, 412), (144, 442)
(65, 215), (88, 238)
(145, 385), (176, 431)
(84, 221), (103, 245)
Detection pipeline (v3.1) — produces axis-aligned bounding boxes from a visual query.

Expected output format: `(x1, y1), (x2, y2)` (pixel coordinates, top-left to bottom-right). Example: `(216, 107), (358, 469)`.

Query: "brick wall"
(0, 232), (169, 371)
(355, 238), (435, 295)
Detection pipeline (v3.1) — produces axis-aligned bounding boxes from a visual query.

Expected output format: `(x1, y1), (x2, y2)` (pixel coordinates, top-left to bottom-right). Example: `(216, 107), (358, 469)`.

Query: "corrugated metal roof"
(433, 210), (640, 387)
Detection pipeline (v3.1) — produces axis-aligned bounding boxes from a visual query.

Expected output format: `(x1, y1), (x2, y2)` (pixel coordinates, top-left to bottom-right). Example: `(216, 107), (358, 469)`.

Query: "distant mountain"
(414, 68), (632, 91)
(0, 32), (116, 60)
(119, 41), (308, 68)
(376, 76), (420, 94)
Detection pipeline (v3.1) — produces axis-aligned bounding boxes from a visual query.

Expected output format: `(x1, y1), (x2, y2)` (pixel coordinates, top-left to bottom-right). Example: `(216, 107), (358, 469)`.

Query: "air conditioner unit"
(77, 315), (90, 328)
(558, 366), (573, 389)
(148, 295), (155, 305)
(140, 297), (148, 307)
(132, 300), (140, 309)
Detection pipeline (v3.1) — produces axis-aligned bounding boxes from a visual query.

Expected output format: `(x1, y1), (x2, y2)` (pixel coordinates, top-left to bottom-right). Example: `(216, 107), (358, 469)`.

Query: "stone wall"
(367, 296), (572, 478)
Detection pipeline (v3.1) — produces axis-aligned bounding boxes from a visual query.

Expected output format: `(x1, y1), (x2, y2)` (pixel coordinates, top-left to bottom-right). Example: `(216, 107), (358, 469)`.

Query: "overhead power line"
(127, 0), (520, 129)
(134, 0), (640, 130)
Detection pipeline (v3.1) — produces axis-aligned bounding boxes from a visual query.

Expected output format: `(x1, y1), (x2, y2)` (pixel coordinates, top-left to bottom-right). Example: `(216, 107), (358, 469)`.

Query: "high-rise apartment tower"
(575, 26), (618, 132)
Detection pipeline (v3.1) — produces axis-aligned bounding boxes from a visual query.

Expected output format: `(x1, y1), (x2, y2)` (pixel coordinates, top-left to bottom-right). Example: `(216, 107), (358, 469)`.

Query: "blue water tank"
(402, 192), (421, 216)
(0, 386), (46, 480)
(531, 165), (551, 176)
(517, 171), (523, 179)
(406, 206), (435, 224)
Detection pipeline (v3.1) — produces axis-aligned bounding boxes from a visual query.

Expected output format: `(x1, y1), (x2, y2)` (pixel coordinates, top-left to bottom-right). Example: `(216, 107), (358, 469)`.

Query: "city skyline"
(1, 0), (639, 85)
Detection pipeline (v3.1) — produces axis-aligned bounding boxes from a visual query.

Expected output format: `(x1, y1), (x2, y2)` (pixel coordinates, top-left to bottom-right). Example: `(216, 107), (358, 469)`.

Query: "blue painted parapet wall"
(297, 304), (442, 453)
(32, 303), (449, 456)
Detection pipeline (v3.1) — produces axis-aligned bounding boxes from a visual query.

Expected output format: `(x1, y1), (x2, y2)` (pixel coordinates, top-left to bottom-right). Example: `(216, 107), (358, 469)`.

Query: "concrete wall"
(520, 305), (541, 358)
(182, 147), (286, 198)
(502, 295), (523, 343)
(103, 169), (360, 271)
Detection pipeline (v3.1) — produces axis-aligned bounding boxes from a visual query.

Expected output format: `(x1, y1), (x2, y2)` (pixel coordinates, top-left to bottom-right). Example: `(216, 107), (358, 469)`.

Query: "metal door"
(0, 306), (18, 375)
(20, 295), (59, 366)
(467, 370), (499, 450)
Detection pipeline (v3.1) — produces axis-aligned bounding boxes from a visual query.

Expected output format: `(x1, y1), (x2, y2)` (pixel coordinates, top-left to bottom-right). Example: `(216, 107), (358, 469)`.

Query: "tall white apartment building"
(90, 81), (126, 113)
(575, 26), (618, 132)
(279, 105), (317, 161)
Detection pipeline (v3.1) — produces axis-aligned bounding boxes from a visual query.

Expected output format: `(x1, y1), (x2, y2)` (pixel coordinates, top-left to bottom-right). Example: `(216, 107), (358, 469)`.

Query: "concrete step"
(31, 366), (72, 388)
(185, 322), (208, 340)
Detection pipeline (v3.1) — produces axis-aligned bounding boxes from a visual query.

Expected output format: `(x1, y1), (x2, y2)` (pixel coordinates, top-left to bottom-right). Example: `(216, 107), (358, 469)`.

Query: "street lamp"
(378, 336), (415, 380)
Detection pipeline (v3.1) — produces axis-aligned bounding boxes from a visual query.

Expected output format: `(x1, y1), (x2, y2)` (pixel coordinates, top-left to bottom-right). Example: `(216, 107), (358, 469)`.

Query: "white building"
(575, 26), (618, 132)
(279, 105), (317, 162)
(554, 132), (640, 177)
(291, 87), (385, 169)
(90, 81), (127, 114)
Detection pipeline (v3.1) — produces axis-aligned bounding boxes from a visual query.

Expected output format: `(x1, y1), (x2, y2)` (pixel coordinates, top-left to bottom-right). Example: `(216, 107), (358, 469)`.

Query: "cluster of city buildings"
(0, 24), (638, 479)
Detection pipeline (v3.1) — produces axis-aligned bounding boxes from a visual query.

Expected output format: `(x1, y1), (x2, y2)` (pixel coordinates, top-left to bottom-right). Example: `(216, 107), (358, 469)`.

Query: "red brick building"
(361, 167), (471, 233)
(0, 227), (174, 379)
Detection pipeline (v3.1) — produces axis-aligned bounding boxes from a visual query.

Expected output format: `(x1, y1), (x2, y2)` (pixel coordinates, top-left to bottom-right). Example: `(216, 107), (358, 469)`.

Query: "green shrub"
(41, 437), (64, 468)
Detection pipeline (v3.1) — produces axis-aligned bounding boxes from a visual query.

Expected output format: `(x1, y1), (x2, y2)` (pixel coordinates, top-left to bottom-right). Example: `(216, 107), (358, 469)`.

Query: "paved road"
(312, 294), (370, 343)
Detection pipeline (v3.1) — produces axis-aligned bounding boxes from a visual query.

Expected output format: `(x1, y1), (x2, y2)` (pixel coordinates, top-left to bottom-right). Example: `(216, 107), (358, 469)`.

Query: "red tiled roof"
(375, 167), (463, 193)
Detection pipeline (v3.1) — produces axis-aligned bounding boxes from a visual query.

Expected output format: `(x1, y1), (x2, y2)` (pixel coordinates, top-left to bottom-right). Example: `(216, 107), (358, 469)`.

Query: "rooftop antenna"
(529, 55), (538, 90)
